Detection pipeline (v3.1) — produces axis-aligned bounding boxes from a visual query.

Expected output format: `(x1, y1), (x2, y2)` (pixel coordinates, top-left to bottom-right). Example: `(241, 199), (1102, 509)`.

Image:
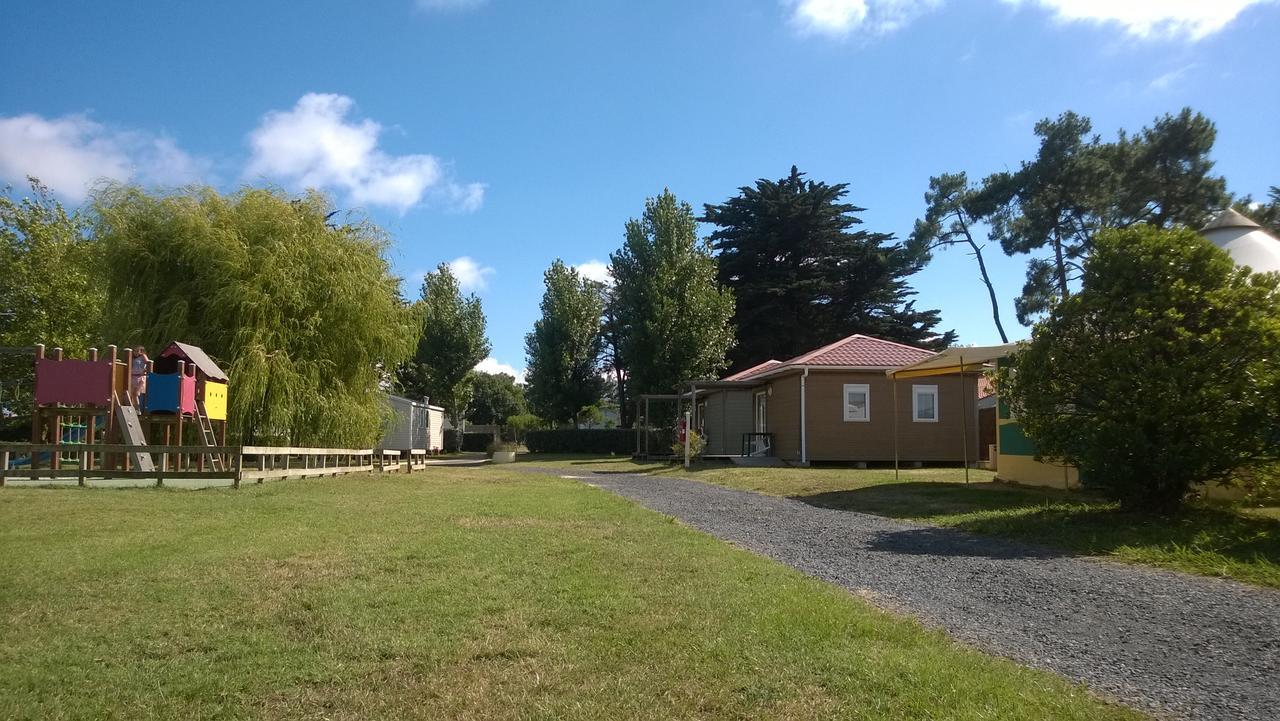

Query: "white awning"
(885, 343), (1019, 379)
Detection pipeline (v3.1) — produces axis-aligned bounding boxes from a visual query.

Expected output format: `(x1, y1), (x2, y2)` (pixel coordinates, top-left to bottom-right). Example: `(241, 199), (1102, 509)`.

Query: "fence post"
(234, 450), (244, 488)
(79, 449), (88, 487)
(156, 450), (165, 488)
(1, 449), (8, 487)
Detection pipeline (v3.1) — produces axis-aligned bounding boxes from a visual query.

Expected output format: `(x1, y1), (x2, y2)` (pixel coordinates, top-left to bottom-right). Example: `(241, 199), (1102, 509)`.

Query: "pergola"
(633, 379), (759, 458)
(885, 344), (1016, 483)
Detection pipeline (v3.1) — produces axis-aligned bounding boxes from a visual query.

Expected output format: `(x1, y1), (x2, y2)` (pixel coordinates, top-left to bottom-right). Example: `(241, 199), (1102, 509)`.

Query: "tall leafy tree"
(600, 290), (631, 427)
(0, 178), (104, 415)
(399, 263), (490, 425)
(93, 184), (419, 446)
(975, 108), (1228, 323)
(524, 260), (607, 426)
(466, 371), (526, 426)
(609, 190), (735, 398)
(911, 172), (1009, 343)
(998, 226), (1280, 511)
(703, 166), (953, 371)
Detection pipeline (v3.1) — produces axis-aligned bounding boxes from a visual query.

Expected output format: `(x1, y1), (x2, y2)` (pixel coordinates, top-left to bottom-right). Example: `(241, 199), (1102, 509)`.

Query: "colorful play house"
(150, 341), (230, 446)
(30, 341), (231, 471)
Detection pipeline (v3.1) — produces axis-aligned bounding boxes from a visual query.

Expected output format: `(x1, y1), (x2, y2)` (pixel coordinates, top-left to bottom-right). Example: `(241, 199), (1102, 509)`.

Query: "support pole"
(683, 410), (691, 470)
(643, 397), (651, 457)
(960, 356), (970, 485)
(893, 377), (899, 482)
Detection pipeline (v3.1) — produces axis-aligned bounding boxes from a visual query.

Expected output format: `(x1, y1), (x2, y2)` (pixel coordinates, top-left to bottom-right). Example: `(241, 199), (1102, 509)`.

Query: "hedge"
(443, 430), (493, 453)
(525, 429), (633, 454)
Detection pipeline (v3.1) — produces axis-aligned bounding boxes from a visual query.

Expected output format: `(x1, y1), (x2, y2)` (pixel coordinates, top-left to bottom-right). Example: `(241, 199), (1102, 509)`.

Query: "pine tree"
(702, 166), (953, 372)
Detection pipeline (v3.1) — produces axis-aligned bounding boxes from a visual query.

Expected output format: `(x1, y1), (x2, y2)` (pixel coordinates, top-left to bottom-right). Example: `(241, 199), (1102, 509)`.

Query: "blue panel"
(145, 373), (183, 414)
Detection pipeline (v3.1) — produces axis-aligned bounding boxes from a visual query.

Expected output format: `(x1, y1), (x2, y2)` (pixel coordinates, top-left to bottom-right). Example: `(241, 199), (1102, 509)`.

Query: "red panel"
(34, 359), (113, 407)
(179, 374), (197, 414)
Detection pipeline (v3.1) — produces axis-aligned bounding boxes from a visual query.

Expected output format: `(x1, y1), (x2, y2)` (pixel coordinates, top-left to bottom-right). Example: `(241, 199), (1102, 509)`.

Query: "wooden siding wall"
(762, 370), (979, 463)
(700, 389), (754, 456)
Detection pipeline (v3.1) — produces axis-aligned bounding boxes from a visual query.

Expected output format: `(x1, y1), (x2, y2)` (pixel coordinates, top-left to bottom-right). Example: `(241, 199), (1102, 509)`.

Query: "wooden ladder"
(195, 402), (224, 472)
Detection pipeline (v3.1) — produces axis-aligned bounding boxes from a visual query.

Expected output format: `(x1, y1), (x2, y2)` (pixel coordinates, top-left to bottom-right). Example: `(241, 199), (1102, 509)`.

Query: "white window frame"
(754, 391), (768, 433)
(913, 384), (939, 423)
(843, 383), (870, 422)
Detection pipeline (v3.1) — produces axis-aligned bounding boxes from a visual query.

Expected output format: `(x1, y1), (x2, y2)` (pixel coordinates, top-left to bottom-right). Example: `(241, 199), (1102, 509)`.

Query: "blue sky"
(3, 0), (1277, 378)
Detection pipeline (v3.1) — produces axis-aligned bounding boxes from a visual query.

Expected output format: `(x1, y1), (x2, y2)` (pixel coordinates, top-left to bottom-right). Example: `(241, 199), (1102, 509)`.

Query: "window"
(913, 385), (939, 422)
(843, 384), (869, 422)
(754, 391), (768, 433)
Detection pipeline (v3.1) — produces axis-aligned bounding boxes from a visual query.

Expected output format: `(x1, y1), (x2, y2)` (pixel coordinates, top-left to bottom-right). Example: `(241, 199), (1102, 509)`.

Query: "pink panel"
(179, 374), (197, 414)
(34, 359), (113, 407)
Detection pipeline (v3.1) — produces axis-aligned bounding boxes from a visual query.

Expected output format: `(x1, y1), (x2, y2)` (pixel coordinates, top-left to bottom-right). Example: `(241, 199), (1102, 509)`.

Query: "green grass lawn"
(0, 470), (1139, 721)
(519, 454), (1280, 588)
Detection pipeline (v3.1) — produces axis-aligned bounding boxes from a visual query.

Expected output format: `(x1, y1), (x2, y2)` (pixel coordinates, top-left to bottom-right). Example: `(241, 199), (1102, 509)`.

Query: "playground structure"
(29, 341), (231, 474)
(4, 340), (435, 487)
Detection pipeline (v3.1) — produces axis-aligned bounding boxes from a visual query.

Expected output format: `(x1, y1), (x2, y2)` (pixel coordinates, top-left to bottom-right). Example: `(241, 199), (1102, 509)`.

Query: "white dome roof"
(1200, 209), (1280, 274)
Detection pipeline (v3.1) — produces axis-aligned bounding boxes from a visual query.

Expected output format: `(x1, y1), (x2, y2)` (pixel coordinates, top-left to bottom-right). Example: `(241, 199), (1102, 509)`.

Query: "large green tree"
(975, 108), (1228, 323)
(998, 226), (1280, 511)
(524, 260), (607, 426)
(610, 190), (735, 399)
(1, 178), (104, 415)
(703, 166), (953, 371)
(92, 184), (419, 446)
(398, 263), (490, 424)
(465, 371), (526, 426)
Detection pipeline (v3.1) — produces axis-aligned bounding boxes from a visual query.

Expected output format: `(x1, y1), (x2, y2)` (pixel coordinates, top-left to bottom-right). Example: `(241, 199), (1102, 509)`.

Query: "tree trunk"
(956, 214), (1010, 344)
(1052, 227), (1071, 299)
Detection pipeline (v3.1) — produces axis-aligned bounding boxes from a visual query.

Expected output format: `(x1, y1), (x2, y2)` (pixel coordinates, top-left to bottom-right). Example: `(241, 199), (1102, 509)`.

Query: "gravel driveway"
(546, 469), (1280, 721)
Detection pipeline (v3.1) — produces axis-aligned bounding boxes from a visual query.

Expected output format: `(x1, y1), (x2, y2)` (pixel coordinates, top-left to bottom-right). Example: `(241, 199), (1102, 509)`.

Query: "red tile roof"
(723, 359), (781, 381)
(727, 334), (937, 381)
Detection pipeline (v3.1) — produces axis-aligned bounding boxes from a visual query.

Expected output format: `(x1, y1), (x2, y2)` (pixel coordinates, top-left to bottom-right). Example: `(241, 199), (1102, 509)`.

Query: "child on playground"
(130, 346), (149, 406)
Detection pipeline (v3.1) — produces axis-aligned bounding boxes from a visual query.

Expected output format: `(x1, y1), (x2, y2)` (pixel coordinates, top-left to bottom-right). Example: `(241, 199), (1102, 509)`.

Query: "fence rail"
(0, 443), (431, 488)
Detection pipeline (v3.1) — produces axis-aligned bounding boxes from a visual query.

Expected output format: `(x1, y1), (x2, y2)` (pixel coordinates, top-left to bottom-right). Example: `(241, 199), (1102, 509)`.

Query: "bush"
(999, 226), (1280, 511)
(525, 429), (633, 455)
(670, 429), (706, 459)
(442, 430), (492, 453)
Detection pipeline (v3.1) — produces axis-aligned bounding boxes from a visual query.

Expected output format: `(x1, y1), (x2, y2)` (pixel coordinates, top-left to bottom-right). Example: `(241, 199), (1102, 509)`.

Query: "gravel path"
(542, 469), (1280, 721)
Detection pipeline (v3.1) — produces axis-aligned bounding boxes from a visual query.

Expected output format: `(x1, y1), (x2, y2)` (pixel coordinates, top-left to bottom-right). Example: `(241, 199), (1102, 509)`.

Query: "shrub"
(999, 226), (1280, 512)
(443, 429), (460, 453)
(670, 429), (706, 460)
(442, 430), (492, 453)
(524, 429), (633, 455)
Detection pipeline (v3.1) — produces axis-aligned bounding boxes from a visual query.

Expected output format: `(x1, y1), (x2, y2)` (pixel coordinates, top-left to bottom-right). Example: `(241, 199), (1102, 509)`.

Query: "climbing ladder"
(195, 402), (224, 472)
(113, 393), (156, 472)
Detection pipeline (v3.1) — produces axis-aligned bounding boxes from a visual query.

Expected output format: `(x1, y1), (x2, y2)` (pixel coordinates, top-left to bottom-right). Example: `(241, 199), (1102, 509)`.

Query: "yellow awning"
(885, 343), (1020, 379)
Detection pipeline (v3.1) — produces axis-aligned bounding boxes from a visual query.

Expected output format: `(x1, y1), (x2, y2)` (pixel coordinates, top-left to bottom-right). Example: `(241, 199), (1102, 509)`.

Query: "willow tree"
(91, 184), (419, 446)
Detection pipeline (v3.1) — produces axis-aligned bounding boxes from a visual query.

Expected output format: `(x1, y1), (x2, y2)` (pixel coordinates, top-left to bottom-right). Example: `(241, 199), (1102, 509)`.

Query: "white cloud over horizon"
(245, 93), (483, 214)
(785, 0), (1270, 40)
(475, 356), (525, 382)
(999, 0), (1272, 40)
(448, 256), (496, 292)
(784, 0), (941, 37)
(574, 259), (612, 284)
(0, 112), (206, 202)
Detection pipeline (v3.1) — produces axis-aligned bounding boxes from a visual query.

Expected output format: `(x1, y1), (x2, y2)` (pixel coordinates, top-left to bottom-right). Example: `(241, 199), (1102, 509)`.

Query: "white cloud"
(1147, 63), (1197, 92)
(245, 93), (483, 213)
(574, 259), (612, 284)
(475, 356), (525, 382)
(999, 0), (1273, 40)
(448, 256), (496, 292)
(785, 0), (941, 37)
(0, 112), (205, 202)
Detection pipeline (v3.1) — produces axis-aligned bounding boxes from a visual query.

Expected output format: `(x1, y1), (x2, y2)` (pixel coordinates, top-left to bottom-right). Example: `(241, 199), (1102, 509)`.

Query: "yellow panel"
(996, 454), (1079, 490)
(203, 381), (228, 421)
